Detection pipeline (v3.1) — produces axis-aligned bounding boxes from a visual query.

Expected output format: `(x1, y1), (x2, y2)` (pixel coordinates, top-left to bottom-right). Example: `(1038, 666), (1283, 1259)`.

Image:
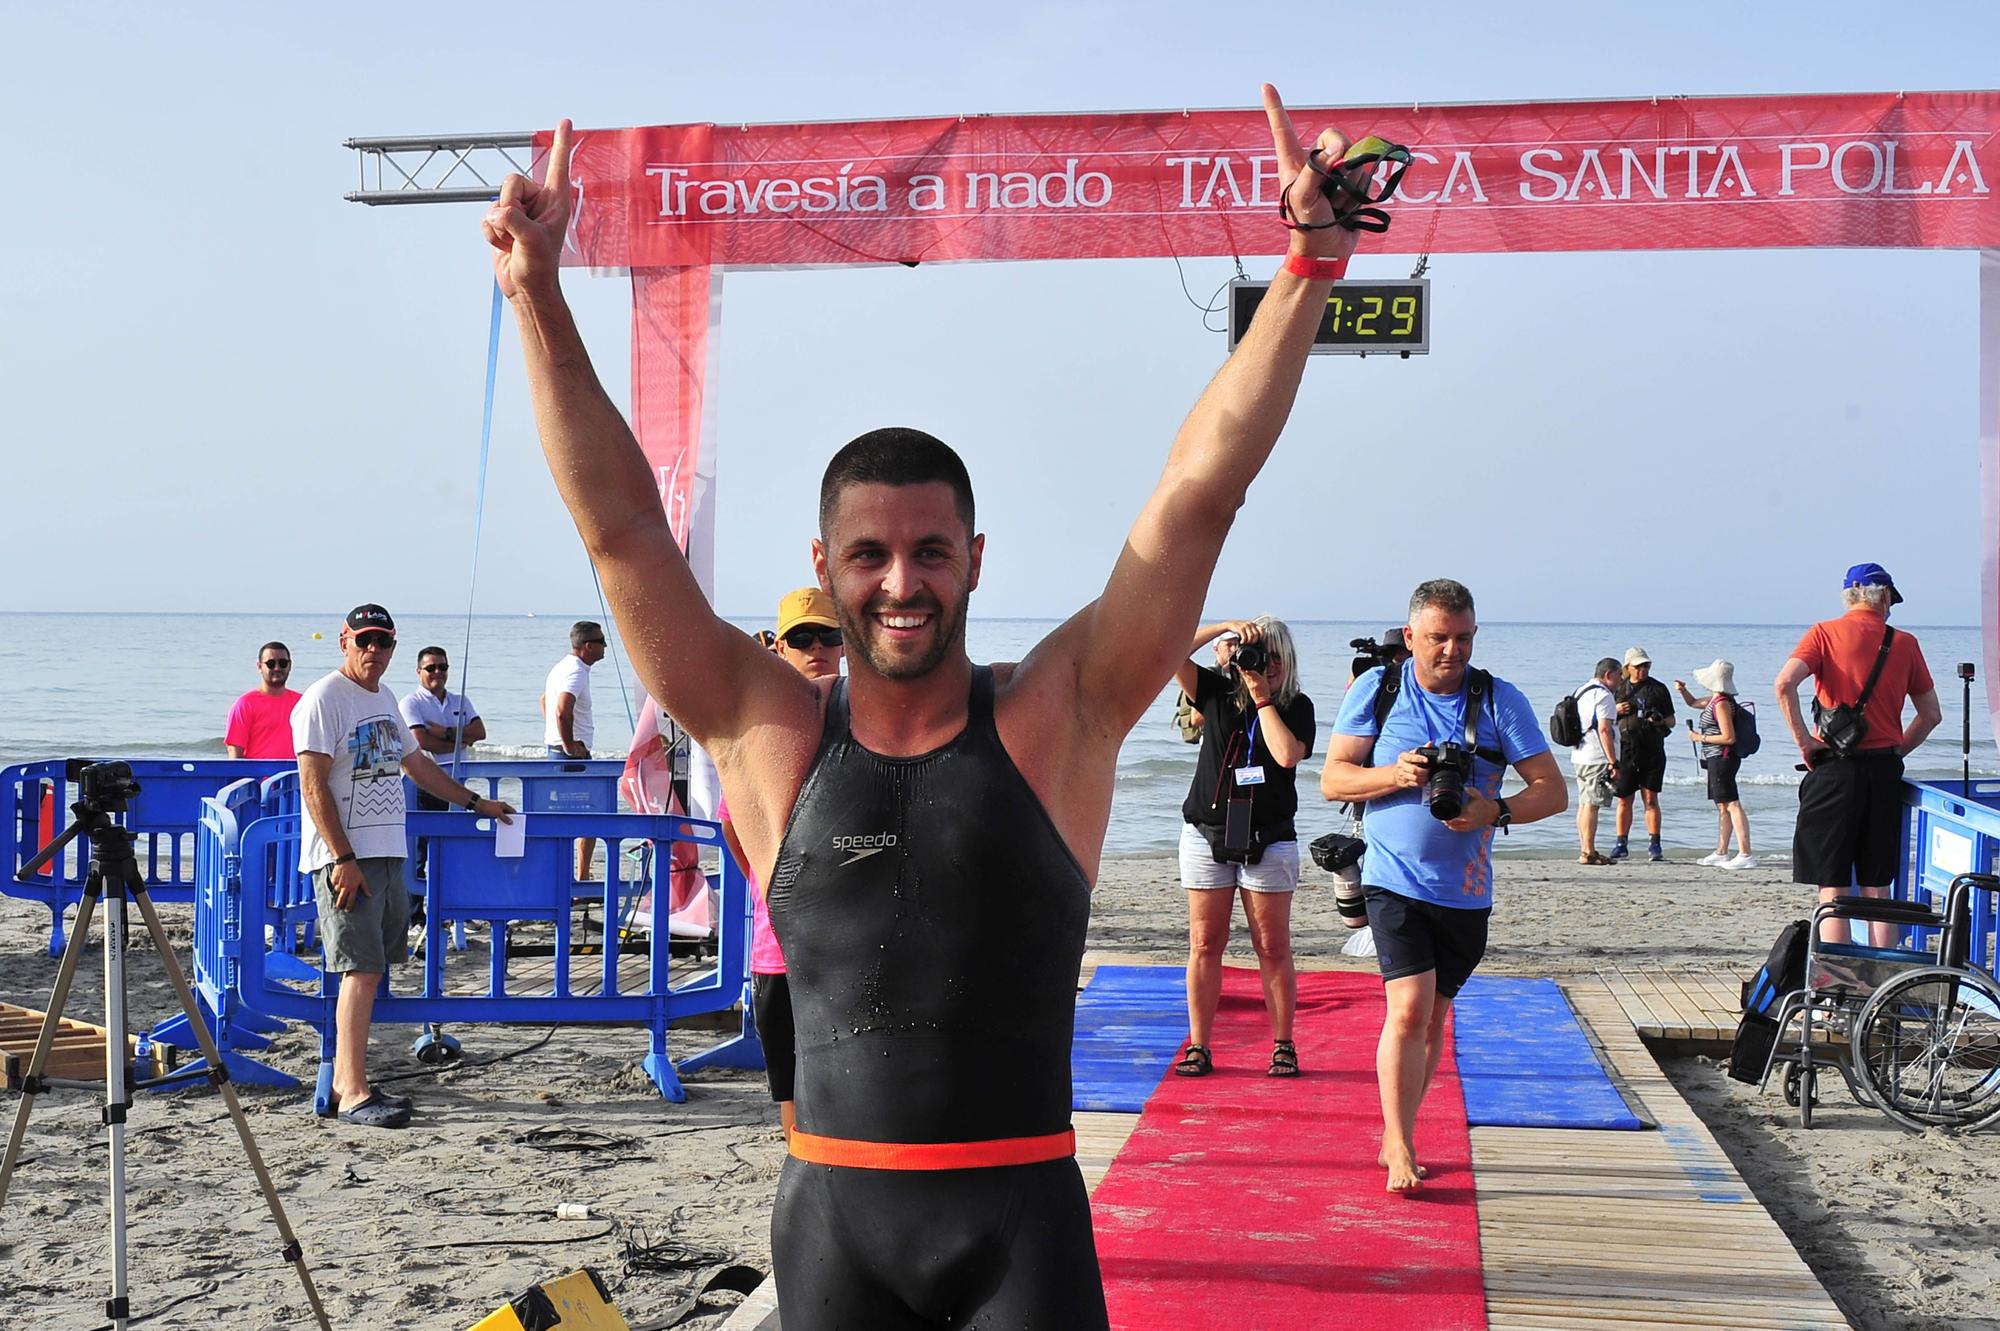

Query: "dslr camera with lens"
(1228, 639), (1269, 675)
(1415, 742), (1474, 821)
(1308, 831), (1368, 925)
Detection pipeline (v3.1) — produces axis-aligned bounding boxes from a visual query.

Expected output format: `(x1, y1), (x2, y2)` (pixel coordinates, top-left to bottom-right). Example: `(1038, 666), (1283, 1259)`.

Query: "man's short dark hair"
(418, 646), (448, 664)
(818, 428), (975, 535)
(1595, 657), (1621, 679)
(571, 621), (605, 651)
(259, 641), (288, 659)
(1408, 578), (1475, 621)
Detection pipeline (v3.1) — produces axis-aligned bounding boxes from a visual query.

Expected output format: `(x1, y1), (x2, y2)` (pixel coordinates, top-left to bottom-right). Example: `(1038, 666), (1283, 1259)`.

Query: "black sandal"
(1268, 1040), (1300, 1078)
(1173, 1043), (1213, 1077)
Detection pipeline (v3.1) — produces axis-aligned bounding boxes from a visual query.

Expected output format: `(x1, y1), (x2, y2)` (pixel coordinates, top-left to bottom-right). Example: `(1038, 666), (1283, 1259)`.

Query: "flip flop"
(336, 1092), (412, 1129)
(1578, 852), (1615, 867)
(319, 1088), (414, 1119)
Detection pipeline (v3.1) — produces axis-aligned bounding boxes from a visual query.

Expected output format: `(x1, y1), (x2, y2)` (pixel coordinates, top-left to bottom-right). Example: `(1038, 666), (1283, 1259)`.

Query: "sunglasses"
(354, 633), (395, 651)
(421, 663), (449, 673)
(580, 638), (607, 648)
(262, 659), (290, 669)
(783, 626), (844, 651)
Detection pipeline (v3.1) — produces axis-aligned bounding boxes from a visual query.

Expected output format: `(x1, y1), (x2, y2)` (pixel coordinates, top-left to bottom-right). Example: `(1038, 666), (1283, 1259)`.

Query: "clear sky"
(3, 2), (1994, 626)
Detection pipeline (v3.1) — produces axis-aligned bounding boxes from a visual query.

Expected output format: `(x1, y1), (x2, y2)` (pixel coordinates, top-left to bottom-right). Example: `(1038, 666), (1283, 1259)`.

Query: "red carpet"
(1090, 967), (1487, 1331)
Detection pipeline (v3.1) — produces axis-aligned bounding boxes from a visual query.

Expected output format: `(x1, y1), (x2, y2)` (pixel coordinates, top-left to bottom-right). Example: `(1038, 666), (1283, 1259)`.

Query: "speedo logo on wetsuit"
(831, 831), (898, 865)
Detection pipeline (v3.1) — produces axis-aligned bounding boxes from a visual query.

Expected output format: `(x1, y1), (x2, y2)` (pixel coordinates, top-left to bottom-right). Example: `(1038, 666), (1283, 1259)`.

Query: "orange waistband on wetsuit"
(788, 1127), (1076, 1171)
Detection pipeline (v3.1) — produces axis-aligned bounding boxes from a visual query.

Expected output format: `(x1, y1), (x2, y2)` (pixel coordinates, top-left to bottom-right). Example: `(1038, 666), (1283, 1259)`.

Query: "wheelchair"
(1760, 872), (2000, 1131)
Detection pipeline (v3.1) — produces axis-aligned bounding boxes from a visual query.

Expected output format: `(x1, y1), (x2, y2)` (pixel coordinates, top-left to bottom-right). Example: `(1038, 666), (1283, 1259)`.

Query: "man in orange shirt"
(1775, 563), (1942, 943)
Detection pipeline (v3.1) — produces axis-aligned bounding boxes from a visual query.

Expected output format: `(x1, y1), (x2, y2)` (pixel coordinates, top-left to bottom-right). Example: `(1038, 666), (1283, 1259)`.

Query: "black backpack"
(1729, 699), (1762, 759)
(1727, 919), (1809, 1084)
(1547, 682), (1602, 749)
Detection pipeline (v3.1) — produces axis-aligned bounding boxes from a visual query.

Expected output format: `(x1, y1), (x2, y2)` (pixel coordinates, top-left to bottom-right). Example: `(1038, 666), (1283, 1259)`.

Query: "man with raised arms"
(485, 85), (1360, 1329)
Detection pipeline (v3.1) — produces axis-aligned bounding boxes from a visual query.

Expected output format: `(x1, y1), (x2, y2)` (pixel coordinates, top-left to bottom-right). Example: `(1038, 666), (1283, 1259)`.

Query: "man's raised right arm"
(484, 122), (807, 744)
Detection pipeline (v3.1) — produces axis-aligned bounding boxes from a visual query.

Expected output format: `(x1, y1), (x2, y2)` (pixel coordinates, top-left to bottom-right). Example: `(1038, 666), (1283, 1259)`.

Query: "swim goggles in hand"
(1279, 135), (1414, 234)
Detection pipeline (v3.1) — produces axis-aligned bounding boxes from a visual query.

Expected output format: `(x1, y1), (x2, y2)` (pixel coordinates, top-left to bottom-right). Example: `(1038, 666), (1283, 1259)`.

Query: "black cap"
(344, 604), (396, 637)
(1383, 627), (1408, 651)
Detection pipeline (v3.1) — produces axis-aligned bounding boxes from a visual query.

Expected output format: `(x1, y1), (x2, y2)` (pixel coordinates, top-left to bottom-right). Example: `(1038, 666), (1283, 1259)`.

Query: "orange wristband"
(1283, 253), (1348, 281)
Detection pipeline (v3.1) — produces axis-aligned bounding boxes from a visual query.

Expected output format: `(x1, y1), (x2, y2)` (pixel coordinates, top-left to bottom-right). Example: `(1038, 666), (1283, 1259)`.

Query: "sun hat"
(1693, 659), (1738, 696)
(1623, 646), (1651, 668)
(1843, 562), (1904, 604)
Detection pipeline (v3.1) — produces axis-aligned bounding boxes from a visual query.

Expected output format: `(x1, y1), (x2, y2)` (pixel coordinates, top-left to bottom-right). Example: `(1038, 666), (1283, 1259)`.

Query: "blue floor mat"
(1453, 975), (1645, 1130)
(1071, 965), (1188, 1113)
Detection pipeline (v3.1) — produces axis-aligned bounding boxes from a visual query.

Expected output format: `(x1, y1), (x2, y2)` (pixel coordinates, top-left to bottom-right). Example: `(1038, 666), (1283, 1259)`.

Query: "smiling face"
(813, 480), (983, 682)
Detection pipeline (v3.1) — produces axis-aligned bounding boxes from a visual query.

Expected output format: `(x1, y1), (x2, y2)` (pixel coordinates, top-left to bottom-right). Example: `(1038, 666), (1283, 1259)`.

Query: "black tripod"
(0, 762), (330, 1330)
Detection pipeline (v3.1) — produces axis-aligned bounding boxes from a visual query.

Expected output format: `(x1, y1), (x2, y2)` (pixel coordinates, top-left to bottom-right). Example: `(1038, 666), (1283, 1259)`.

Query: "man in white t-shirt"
(542, 619), (607, 879)
(294, 604), (515, 1129)
(1570, 657), (1622, 867)
(542, 621), (605, 758)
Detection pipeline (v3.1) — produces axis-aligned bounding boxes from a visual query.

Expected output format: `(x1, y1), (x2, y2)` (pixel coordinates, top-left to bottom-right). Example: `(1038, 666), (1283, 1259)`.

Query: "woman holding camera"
(1677, 659), (1757, 870)
(1173, 617), (1315, 1078)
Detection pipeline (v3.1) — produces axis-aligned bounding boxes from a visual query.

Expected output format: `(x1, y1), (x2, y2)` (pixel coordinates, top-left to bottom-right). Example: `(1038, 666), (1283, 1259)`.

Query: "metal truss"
(344, 133), (535, 206)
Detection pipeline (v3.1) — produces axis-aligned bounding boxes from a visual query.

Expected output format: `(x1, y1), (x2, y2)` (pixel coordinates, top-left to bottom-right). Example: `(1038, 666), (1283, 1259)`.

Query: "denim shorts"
(1177, 823), (1300, 893)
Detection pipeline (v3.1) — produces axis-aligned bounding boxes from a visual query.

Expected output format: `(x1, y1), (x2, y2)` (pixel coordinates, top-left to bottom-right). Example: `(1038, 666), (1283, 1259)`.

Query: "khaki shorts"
(1574, 762), (1615, 808)
(314, 857), (410, 974)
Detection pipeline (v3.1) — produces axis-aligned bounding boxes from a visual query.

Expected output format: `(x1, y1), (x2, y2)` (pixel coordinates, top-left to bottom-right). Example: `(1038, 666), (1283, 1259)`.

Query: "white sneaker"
(1697, 852), (1729, 867)
(1722, 853), (1759, 871)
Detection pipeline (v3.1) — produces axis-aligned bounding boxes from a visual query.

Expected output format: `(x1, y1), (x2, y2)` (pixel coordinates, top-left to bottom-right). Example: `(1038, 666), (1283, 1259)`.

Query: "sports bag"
(1728, 919), (1809, 1084)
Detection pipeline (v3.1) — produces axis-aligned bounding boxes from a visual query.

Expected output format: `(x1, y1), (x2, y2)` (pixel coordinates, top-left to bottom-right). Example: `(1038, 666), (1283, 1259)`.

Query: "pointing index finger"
(545, 118), (575, 193)
(1262, 84), (1306, 177)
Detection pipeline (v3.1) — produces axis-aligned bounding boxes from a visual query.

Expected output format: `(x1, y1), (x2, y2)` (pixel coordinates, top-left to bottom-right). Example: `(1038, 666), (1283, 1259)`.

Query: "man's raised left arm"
(1030, 85), (1367, 732)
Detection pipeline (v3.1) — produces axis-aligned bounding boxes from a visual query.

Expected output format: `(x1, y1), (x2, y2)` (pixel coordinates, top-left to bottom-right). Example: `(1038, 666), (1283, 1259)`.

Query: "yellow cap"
(776, 587), (838, 637)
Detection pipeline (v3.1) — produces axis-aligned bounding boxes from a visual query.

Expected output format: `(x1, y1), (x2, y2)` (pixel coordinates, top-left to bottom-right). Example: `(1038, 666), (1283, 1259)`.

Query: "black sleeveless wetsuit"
(766, 666), (1109, 1330)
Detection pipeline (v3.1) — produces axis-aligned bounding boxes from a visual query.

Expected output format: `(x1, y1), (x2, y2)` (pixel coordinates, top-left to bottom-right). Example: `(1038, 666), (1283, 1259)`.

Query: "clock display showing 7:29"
(1227, 277), (1430, 356)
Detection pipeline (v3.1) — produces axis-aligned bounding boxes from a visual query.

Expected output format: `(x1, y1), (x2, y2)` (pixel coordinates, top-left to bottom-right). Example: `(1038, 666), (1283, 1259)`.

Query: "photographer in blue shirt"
(1321, 579), (1566, 1194)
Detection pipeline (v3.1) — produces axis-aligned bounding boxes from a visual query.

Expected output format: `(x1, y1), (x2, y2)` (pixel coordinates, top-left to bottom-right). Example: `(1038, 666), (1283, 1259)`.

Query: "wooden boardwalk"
(722, 967), (1848, 1331)
(1474, 978), (1847, 1329)
(1596, 966), (1743, 1044)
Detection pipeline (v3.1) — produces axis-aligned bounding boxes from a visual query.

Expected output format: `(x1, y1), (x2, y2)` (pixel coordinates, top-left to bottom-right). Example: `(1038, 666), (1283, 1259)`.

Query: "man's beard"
(837, 593), (968, 681)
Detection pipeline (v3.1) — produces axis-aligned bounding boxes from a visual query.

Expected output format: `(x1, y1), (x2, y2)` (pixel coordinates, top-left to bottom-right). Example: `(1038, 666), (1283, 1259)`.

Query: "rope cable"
(452, 280), (505, 771)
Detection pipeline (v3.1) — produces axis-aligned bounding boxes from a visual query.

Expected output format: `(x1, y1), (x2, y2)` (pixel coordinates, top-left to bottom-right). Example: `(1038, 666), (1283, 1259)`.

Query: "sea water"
(0, 613), (1984, 859)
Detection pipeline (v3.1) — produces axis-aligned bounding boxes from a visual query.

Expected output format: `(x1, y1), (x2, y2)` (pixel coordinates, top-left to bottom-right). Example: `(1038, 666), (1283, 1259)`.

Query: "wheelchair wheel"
(1851, 966), (2000, 1132)
(1784, 1064), (1818, 1126)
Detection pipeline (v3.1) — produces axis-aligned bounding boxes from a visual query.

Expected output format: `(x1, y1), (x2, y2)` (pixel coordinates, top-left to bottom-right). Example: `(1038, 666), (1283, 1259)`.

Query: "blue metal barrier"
(1, 759), (293, 956)
(1898, 779), (2000, 975)
(3, 759), (629, 958)
(198, 807), (754, 1108)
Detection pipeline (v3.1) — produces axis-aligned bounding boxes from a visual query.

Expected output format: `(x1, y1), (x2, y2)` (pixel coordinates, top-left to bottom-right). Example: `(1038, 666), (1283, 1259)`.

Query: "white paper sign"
(495, 813), (526, 859)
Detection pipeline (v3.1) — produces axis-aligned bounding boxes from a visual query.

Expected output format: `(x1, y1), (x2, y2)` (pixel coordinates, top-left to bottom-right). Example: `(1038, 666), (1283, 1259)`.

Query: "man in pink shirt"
(226, 641), (301, 759)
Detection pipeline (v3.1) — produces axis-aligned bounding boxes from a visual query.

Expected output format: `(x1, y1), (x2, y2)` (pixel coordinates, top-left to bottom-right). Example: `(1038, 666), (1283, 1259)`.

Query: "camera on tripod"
(71, 759), (140, 812)
(1416, 742), (1474, 821)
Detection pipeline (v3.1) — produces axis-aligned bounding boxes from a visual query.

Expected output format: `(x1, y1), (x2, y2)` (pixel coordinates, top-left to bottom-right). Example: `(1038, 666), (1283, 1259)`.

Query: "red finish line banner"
(550, 91), (2000, 269)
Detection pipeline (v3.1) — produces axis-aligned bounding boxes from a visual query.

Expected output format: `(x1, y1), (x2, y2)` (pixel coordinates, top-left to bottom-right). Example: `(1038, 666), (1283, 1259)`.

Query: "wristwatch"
(1492, 797), (1513, 834)
(462, 794), (480, 812)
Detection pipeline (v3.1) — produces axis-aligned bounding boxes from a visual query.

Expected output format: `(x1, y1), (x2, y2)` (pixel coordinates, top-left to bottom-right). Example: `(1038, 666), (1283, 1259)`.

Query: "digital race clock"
(1226, 278), (1430, 357)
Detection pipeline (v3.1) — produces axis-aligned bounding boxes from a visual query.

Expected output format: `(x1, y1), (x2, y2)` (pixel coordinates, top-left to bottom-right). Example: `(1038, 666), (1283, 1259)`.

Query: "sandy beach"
(2, 851), (1994, 1331)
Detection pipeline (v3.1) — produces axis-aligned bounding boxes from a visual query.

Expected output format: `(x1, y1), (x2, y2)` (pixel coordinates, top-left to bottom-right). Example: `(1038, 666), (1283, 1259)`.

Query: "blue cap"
(1842, 562), (1904, 604)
